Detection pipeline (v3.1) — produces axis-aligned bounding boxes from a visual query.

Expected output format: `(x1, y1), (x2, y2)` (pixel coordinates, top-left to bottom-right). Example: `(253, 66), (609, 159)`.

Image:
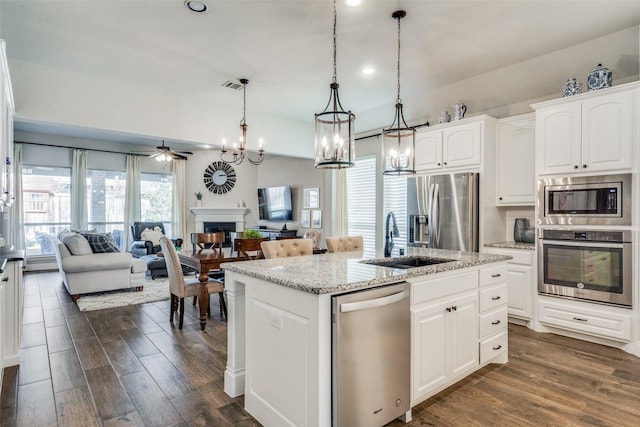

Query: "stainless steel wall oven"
(538, 173), (631, 226)
(538, 229), (632, 307)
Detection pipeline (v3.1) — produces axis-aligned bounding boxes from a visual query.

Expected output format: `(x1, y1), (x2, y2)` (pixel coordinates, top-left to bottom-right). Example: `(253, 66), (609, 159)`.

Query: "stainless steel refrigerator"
(407, 172), (479, 252)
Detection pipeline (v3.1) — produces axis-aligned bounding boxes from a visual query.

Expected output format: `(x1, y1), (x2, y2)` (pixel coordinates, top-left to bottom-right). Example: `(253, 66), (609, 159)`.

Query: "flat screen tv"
(257, 186), (293, 221)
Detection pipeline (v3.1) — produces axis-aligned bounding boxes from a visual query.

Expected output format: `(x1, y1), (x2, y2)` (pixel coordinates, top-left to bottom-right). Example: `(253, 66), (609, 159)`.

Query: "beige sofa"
(49, 235), (147, 302)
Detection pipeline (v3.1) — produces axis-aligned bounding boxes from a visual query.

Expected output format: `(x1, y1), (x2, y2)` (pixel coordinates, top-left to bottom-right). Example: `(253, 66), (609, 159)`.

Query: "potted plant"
(194, 191), (203, 207)
(237, 229), (267, 258)
(242, 229), (263, 239)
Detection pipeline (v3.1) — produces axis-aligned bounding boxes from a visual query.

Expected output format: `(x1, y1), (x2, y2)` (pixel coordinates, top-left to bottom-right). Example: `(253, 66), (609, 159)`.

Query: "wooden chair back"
(234, 237), (270, 259)
(191, 232), (225, 253)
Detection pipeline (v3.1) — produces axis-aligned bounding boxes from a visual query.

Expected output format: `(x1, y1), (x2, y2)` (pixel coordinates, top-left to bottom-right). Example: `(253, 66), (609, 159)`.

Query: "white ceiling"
(2, 0), (640, 154)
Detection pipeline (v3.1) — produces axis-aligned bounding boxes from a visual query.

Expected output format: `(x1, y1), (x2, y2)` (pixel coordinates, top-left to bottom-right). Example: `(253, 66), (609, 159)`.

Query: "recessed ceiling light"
(344, 0), (365, 7)
(362, 67), (376, 75)
(184, 0), (207, 13)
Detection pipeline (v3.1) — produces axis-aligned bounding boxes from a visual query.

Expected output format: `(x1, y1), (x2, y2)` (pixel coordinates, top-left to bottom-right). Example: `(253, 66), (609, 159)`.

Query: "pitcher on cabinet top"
(453, 103), (467, 120)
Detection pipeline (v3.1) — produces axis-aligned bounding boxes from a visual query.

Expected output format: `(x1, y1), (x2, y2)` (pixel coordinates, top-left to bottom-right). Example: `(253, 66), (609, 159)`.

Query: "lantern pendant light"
(314, 0), (355, 169)
(382, 10), (416, 175)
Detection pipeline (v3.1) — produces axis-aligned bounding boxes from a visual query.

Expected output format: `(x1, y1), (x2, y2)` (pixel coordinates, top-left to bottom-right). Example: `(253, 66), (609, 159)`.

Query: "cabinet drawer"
(412, 270), (477, 306)
(480, 331), (508, 364)
(479, 283), (507, 312)
(479, 306), (508, 340)
(479, 264), (507, 287)
(538, 299), (632, 342)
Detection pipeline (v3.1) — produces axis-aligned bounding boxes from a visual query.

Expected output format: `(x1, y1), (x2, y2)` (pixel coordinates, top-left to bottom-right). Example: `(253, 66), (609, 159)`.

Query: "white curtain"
(334, 168), (348, 236)
(172, 159), (187, 243)
(8, 143), (24, 250)
(70, 149), (87, 230)
(123, 155), (141, 250)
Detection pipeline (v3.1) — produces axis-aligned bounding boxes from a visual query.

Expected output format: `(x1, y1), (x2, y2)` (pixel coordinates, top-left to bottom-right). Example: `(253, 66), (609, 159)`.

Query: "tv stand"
(251, 227), (297, 239)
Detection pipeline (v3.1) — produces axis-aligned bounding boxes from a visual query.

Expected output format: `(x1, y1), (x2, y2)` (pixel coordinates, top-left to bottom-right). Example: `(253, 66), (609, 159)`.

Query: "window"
(141, 172), (173, 236)
(383, 173), (407, 256)
(22, 165), (71, 256)
(87, 169), (126, 247)
(346, 156), (376, 258)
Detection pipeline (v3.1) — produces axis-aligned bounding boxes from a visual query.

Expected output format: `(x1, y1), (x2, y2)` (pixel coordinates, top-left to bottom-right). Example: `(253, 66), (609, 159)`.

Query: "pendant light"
(220, 78), (265, 166)
(382, 10), (415, 175)
(314, 0), (355, 169)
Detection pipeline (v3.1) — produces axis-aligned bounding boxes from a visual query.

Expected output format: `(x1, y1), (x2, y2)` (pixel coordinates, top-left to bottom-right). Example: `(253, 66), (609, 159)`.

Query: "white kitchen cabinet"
(0, 40), (14, 210)
(534, 83), (637, 176)
(485, 247), (535, 322)
(412, 290), (478, 403)
(2, 259), (24, 367)
(496, 113), (535, 205)
(478, 264), (508, 364)
(415, 117), (493, 172)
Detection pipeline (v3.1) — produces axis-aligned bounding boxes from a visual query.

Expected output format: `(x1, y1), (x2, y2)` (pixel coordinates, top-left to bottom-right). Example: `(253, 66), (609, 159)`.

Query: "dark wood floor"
(1, 271), (640, 426)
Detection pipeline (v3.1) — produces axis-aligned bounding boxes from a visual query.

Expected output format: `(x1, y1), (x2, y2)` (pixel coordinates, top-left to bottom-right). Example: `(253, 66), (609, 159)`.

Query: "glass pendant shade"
(382, 101), (416, 175)
(382, 9), (415, 175)
(315, 83), (355, 168)
(314, 0), (355, 169)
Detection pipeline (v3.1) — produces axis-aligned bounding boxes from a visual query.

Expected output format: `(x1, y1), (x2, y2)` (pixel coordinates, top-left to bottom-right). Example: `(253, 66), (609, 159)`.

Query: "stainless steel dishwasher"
(332, 282), (410, 427)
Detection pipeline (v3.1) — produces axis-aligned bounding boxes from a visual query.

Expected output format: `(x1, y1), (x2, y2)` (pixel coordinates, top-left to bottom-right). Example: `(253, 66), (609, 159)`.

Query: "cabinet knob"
(437, 162), (441, 166)
(583, 164), (587, 169)
(574, 165), (579, 169)
(443, 162), (448, 165)
(446, 307), (451, 312)
(452, 306), (457, 311)
(498, 197), (503, 201)
(2, 277), (8, 282)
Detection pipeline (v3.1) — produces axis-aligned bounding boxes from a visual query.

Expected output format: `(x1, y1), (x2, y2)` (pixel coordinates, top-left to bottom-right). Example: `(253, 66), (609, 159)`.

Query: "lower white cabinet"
(538, 297), (632, 343)
(412, 290), (478, 401)
(410, 263), (508, 405)
(485, 247), (534, 321)
(2, 259), (24, 367)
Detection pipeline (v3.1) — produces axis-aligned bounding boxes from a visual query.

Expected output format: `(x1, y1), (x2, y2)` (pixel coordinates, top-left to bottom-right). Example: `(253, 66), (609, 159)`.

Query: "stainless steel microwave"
(538, 174), (631, 226)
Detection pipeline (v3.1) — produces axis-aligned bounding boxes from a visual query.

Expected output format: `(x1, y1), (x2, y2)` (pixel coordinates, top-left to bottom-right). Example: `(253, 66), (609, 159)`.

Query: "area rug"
(76, 278), (170, 312)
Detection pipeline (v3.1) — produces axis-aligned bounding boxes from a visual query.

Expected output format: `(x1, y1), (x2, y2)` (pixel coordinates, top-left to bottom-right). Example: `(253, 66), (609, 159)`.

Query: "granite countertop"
(484, 241), (535, 250)
(222, 247), (511, 295)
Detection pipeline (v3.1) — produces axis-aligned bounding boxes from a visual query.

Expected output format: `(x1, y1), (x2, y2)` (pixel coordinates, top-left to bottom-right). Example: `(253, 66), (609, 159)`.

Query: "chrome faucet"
(384, 211), (400, 257)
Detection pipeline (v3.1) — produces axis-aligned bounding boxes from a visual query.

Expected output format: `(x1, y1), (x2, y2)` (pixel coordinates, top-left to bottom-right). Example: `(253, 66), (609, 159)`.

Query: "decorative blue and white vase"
(587, 63), (612, 91)
(561, 77), (582, 97)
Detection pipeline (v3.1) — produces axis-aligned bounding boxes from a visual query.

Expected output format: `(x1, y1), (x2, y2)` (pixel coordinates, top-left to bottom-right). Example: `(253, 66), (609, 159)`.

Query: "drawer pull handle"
(492, 345), (502, 350)
(491, 273), (501, 278)
(491, 320), (501, 325)
(573, 317), (588, 322)
(491, 296), (501, 301)
(452, 306), (457, 311)
(446, 307), (451, 312)
(1, 277), (8, 282)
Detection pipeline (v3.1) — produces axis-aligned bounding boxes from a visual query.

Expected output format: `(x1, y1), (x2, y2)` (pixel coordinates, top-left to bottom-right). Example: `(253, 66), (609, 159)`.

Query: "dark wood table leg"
(198, 271), (210, 330)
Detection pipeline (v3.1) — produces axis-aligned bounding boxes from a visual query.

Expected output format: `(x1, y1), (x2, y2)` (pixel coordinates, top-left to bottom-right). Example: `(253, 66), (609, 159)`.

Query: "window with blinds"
(383, 173), (407, 256)
(346, 156), (377, 259)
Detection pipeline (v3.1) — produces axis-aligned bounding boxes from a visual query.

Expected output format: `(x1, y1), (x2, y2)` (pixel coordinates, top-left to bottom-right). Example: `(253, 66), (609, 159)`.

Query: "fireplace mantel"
(191, 207), (247, 232)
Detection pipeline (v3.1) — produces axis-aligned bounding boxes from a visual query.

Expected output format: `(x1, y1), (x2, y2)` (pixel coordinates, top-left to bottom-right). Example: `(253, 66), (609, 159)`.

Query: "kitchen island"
(222, 248), (511, 427)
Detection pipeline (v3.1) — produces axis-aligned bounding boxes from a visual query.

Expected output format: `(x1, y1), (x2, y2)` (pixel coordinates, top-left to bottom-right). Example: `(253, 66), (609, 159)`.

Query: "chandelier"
(382, 10), (416, 175)
(314, 0), (355, 169)
(220, 78), (265, 166)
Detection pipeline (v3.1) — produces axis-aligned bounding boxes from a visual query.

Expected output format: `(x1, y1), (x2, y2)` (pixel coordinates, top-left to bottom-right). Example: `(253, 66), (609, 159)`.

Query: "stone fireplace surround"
(191, 207), (247, 248)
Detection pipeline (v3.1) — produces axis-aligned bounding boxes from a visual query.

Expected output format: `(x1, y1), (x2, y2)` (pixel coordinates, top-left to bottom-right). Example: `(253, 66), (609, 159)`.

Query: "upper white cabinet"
(534, 83), (637, 176)
(496, 113), (535, 205)
(415, 116), (494, 172)
(0, 40), (14, 210)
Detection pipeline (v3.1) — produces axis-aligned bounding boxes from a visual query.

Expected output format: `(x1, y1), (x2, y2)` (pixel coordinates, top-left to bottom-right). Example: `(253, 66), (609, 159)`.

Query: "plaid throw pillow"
(81, 232), (120, 253)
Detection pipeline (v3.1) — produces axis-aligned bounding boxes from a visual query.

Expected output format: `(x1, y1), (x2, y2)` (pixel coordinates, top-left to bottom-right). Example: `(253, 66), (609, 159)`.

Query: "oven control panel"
(540, 229), (629, 243)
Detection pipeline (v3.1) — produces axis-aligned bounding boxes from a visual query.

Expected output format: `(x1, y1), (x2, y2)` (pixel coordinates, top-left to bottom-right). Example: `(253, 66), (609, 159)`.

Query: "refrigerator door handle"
(433, 183), (441, 247)
(428, 182), (435, 247)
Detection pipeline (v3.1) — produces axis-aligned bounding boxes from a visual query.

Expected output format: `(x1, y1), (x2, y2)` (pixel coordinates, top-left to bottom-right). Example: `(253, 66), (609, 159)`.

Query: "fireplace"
(203, 222), (236, 248)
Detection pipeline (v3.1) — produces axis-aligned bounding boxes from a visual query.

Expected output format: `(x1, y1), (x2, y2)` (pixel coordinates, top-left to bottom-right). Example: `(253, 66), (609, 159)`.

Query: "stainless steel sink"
(362, 256), (455, 269)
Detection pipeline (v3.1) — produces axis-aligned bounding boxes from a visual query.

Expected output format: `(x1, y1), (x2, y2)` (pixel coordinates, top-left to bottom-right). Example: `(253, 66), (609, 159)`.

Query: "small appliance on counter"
(514, 218), (535, 244)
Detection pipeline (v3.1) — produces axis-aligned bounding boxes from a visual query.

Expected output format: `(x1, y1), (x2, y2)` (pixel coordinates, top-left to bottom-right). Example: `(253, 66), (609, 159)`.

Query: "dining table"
(177, 247), (247, 330)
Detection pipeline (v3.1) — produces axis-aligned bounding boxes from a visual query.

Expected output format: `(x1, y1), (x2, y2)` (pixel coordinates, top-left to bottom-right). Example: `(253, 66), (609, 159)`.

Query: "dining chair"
(159, 236), (227, 329)
(325, 236), (364, 253)
(191, 231), (225, 253)
(261, 238), (313, 259)
(302, 229), (322, 249)
(234, 237), (270, 260)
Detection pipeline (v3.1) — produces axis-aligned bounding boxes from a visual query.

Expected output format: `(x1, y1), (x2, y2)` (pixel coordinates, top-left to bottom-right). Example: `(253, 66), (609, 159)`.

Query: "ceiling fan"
(149, 141), (193, 161)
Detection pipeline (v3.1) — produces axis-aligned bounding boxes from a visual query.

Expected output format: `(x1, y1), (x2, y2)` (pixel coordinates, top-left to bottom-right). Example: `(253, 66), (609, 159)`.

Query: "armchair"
(130, 222), (183, 258)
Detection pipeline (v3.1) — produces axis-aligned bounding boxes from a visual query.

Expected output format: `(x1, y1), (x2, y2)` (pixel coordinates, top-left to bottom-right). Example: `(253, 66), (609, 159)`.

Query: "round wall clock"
(204, 161), (236, 194)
